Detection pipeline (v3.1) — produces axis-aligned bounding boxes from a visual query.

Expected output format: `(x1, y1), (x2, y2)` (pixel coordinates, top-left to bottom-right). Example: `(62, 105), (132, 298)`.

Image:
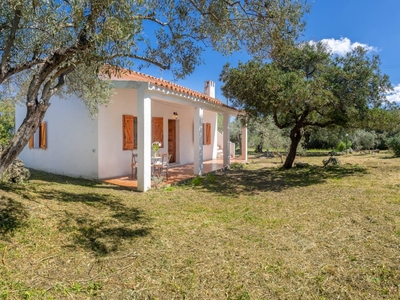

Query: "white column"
(241, 121), (248, 161)
(223, 112), (230, 167)
(137, 87), (152, 192)
(193, 107), (203, 175)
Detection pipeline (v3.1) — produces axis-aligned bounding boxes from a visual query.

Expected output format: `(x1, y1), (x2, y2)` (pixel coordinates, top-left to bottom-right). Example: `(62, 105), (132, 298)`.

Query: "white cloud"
(311, 37), (377, 56)
(387, 84), (400, 103)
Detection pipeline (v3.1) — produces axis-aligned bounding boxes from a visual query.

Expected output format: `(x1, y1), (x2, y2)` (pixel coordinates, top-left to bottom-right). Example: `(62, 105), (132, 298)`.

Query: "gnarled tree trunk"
(0, 103), (49, 178)
(283, 126), (303, 169)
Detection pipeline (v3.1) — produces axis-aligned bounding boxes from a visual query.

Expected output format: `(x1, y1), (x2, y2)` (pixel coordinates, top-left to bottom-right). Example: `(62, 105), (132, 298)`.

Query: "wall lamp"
(173, 112), (178, 119)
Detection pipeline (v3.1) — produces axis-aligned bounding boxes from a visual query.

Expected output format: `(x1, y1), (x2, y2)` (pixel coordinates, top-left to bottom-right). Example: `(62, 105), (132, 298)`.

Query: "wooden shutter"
(39, 122), (47, 149)
(203, 123), (211, 145)
(152, 117), (163, 147)
(29, 135), (34, 149)
(133, 116), (138, 149)
(123, 115), (134, 150)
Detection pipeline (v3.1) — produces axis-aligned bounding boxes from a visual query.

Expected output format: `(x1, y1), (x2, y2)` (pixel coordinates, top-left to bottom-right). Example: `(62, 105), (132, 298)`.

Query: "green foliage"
(336, 141), (346, 152)
(387, 134), (400, 157)
(217, 114), (223, 133)
(0, 0), (309, 176)
(304, 127), (341, 149)
(350, 129), (377, 151)
(190, 176), (204, 186)
(0, 100), (14, 147)
(230, 163), (245, 170)
(205, 173), (217, 183)
(247, 116), (290, 153)
(221, 42), (392, 167)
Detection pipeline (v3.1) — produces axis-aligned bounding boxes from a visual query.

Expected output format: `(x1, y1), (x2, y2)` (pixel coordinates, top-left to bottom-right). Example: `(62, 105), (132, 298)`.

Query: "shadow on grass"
(29, 169), (136, 192)
(378, 155), (400, 160)
(188, 164), (368, 196)
(47, 190), (152, 256)
(61, 210), (150, 255)
(0, 196), (28, 237)
(1, 170), (151, 256)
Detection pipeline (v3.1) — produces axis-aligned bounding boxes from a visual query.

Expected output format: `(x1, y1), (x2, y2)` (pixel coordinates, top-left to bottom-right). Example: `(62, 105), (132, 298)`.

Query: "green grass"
(0, 152), (400, 299)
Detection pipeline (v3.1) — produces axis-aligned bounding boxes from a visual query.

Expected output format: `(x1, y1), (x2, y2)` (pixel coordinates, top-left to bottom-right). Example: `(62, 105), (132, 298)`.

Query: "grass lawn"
(1, 152), (400, 299)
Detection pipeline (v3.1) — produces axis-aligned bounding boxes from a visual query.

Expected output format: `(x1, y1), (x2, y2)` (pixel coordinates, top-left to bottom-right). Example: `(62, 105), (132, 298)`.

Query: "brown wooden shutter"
(203, 123), (211, 145)
(206, 123), (211, 145)
(29, 135), (34, 149)
(123, 115), (134, 150)
(39, 122), (47, 149)
(133, 116), (138, 149)
(152, 117), (163, 147)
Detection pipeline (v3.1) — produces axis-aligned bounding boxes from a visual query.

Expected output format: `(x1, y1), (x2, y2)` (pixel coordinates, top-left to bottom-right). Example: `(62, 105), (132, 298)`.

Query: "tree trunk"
(255, 132), (264, 153)
(0, 103), (49, 178)
(283, 127), (303, 169)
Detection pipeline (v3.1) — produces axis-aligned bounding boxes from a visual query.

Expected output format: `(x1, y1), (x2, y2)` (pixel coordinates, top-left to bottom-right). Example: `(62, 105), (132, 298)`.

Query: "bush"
(387, 134), (400, 157)
(336, 141), (346, 152)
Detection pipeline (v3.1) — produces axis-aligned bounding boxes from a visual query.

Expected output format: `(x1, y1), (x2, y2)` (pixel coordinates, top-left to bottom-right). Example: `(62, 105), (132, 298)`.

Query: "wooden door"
(168, 119), (176, 163)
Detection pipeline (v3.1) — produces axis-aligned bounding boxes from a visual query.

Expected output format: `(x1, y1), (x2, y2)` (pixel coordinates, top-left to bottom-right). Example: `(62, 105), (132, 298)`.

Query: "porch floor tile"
(102, 158), (245, 189)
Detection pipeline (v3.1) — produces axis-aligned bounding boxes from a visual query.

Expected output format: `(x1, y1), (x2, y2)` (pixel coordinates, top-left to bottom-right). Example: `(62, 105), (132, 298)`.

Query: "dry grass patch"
(0, 152), (400, 299)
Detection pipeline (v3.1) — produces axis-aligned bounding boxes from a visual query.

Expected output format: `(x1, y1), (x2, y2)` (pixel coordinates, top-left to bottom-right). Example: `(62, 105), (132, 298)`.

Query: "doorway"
(168, 119), (176, 163)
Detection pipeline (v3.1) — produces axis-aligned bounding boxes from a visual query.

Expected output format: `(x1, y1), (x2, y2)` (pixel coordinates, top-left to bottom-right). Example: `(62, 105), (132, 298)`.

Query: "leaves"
(0, 0), (309, 175)
(221, 43), (393, 167)
(0, 99), (15, 147)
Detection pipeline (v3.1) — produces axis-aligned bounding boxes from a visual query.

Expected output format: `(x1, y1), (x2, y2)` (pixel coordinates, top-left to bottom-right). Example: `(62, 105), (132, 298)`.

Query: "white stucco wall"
(202, 110), (218, 160)
(97, 88), (138, 179)
(16, 94), (99, 178)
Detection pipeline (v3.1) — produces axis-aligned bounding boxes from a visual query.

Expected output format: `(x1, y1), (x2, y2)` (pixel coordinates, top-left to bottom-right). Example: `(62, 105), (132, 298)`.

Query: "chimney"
(204, 80), (215, 98)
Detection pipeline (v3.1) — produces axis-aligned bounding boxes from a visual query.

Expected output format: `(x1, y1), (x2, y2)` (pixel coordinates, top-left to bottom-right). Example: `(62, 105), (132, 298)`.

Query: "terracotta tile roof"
(114, 70), (230, 108)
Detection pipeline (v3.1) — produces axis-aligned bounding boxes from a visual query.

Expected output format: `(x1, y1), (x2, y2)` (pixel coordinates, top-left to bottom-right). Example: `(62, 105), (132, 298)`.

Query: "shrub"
(336, 141), (346, 152)
(230, 162), (245, 170)
(387, 134), (400, 157)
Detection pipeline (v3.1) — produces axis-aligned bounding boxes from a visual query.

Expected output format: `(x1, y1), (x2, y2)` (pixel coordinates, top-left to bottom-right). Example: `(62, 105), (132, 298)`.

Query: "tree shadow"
(190, 164), (368, 196)
(42, 189), (152, 256)
(1, 172), (151, 255)
(378, 155), (400, 160)
(0, 196), (29, 238)
(61, 211), (150, 255)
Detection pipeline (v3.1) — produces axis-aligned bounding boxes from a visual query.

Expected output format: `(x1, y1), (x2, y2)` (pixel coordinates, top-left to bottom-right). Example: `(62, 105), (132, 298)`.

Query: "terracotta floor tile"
(103, 158), (245, 189)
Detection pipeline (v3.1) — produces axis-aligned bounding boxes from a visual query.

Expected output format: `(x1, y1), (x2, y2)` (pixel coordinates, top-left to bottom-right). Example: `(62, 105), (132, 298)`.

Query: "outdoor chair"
(155, 153), (172, 180)
(131, 153), (138, 180)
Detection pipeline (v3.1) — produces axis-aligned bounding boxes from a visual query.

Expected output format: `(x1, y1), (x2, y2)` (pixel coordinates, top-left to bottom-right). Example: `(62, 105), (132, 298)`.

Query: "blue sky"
(142, 0), (400, 103)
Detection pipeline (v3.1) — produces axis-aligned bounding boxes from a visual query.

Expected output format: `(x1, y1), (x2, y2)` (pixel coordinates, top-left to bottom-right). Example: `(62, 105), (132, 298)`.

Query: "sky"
(141, 0), (400, 104)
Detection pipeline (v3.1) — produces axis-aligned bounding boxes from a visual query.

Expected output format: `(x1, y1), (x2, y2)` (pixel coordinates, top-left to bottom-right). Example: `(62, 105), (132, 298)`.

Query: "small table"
(151, 157), (162, 175)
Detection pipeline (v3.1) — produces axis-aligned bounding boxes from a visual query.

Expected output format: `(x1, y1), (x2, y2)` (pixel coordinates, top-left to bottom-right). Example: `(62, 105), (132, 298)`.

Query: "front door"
(168, 119), (176, 163)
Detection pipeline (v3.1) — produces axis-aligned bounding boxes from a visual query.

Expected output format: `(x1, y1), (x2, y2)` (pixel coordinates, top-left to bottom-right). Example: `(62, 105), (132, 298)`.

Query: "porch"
(103, 157), (245, 189)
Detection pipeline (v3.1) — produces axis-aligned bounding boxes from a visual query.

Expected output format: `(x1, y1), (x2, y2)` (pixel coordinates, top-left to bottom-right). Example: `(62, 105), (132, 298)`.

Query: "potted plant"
(152, 141), (161, 157)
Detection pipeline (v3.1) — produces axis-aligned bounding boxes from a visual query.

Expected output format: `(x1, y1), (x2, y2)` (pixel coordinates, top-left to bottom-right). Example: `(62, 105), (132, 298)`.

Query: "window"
(152, 117), (163, 147)
(29, 121), (47, 150)
(203, 123), (211, 145)
(123, 115), (137, 150)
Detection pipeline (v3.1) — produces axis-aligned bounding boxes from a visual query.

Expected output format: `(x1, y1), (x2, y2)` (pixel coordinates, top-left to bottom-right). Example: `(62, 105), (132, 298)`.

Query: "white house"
(15, 71), (247, 191)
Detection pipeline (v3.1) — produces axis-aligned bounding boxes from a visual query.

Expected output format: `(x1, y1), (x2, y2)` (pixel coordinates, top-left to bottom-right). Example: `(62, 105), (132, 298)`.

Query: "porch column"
(223, 112), (230, 167)
(241, 120), (248, 161)
(137, 87), (152, 192)
(193, 107), (204, 175)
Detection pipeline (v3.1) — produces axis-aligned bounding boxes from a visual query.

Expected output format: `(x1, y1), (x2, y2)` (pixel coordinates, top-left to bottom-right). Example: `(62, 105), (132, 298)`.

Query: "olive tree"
(0, 0), (307, 177)
(221, 43), (392, 168)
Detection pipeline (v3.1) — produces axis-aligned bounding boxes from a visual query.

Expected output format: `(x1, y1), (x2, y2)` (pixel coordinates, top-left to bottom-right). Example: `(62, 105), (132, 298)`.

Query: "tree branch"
(0, 57), (46, 84)
(48, 68), (73, 98)
(273, 112), (288, 129)
(303, 120), (335, 128)
(0, 7), (22, 76)
(94, 53), (170, 70)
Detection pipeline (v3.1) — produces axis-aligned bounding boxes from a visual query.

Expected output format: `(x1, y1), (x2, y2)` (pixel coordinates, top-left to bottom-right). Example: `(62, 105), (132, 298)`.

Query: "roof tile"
(114, 70), (226, 107)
